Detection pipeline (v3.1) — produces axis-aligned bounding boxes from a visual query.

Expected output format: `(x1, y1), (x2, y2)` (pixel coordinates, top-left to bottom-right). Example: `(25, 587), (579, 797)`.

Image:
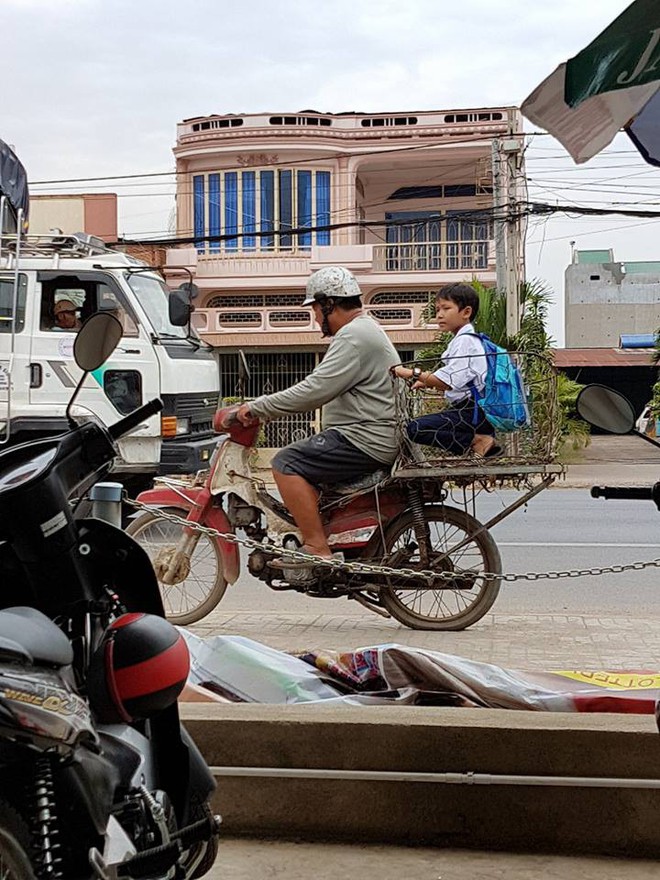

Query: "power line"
(115, 206), (504, 247)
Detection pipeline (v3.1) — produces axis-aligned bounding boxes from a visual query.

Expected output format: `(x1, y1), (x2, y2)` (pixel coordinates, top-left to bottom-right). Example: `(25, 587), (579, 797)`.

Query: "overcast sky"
(1, 0), (655, 345)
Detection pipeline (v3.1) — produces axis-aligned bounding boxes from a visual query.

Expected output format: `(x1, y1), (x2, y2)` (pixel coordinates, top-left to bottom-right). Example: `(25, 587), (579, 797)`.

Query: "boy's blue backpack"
(467, 333), (531, 433)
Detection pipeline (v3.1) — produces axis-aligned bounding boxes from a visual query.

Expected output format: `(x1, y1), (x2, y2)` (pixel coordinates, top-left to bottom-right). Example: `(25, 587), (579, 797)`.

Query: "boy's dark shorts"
(272, 429), (385, 487)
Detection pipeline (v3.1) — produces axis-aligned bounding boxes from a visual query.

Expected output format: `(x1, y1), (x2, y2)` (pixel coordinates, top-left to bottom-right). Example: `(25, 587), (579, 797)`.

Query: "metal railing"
(395, 350), (560, 469)
(373, 240), (492, 272)
(192, 304), (431, 334)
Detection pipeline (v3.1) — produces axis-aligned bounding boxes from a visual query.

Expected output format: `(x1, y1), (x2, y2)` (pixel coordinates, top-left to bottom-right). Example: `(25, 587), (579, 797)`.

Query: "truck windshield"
(125, 273), (187, 339)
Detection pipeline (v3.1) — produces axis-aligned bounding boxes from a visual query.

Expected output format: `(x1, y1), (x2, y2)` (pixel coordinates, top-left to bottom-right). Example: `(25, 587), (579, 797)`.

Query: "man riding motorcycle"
(237, 266), (399, 567)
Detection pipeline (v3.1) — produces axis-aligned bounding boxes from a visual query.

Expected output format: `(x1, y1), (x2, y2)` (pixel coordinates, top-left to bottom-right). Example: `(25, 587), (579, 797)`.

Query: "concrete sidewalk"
(559, 435), (659, 489)
(189, 610), (660, 670)
(210, 839), (660, 879)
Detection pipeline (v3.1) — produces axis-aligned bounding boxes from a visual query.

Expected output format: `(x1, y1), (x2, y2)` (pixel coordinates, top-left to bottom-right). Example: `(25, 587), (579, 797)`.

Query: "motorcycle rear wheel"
(0, 802), (36, 880)
(126, 507), (228, 625)
(378, 504), (502, 631)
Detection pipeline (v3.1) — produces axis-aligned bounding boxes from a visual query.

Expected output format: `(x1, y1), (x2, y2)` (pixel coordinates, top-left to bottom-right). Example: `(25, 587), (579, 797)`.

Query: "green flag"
(565, 0), (660, 107)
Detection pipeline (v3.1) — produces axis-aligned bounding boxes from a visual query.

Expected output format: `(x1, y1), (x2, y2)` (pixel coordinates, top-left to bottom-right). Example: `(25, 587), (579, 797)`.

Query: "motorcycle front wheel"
(378, 504), (502, 631)
(0, 802), (37, 879)
(126, 507), (228, 625)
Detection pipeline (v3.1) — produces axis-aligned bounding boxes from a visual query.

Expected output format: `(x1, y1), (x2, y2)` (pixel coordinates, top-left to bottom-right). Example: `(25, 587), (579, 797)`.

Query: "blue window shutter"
(315, 171), (331, 245)
(260, 170), (275, 250)
(279, 170), (292, 249)
(193, 175), (205, 252)
(208, 174), (221, 252)
(225, 172), (238, 250)
(242, 171), (256, 250)
(297, 170), (312, 249)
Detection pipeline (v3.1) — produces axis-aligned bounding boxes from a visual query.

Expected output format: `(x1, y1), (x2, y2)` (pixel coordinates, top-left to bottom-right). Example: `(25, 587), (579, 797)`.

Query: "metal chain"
(125, 498), (660, 584)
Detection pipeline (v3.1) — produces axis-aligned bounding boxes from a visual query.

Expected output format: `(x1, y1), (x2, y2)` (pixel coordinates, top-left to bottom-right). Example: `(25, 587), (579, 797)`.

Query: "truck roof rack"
(1, 231), (114, 259)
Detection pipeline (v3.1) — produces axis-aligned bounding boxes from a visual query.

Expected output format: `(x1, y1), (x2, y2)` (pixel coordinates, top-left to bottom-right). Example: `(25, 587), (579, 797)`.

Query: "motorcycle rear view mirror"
(67, 313), (123, 426)
(576, 384), (635, 435)
(74, 313), (123, 373)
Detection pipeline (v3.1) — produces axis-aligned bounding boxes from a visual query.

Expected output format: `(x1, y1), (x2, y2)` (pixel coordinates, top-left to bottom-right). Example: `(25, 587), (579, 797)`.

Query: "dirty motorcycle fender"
(134, 486), (240, 584)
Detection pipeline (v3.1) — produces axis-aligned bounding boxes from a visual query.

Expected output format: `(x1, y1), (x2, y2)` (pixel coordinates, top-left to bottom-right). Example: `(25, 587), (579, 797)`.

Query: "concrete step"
(182, 704), (660, 858)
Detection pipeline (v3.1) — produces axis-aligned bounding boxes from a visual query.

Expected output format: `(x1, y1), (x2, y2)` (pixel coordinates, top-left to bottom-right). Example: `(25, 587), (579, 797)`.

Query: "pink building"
(29, 193), (118, 242)
(167, 108), (522, 442)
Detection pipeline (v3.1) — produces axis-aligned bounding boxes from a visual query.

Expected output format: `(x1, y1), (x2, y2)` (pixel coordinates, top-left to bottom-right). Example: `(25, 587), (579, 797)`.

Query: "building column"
(176, 160), (192, 238)
(334, 156), (357, 245)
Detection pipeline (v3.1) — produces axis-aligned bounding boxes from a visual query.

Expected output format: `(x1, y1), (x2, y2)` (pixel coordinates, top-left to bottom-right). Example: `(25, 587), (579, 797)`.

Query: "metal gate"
(218, 347), (416, 449)
(218, 351), (318, 447)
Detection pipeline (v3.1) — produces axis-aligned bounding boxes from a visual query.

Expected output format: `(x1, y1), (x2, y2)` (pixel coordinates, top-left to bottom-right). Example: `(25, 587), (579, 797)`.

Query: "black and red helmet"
(88, 613), (190, 723)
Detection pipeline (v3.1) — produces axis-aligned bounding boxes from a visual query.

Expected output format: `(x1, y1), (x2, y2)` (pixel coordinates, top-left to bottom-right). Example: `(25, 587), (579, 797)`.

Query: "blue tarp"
(619, 334), (657, 349)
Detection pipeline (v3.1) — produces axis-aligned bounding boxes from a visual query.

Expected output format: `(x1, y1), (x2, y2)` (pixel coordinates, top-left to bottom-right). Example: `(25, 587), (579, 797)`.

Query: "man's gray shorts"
(272, 429), (384, 488)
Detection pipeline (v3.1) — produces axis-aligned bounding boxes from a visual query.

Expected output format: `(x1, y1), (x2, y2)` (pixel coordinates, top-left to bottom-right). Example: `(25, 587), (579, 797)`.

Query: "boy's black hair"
(436, 283), (479, 320)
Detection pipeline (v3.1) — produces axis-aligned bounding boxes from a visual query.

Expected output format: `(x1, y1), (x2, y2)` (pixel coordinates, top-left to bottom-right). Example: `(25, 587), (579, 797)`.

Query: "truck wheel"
(126, 508), (228, 625)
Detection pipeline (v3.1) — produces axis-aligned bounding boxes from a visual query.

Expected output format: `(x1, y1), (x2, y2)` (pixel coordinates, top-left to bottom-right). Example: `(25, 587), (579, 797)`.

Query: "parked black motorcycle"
(576, 383), (660, 733)
(0, 314), (219, 878)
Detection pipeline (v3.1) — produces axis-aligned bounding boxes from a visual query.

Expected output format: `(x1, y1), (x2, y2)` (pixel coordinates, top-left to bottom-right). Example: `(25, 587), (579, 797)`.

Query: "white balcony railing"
(170, 240), (494, 277)
(372, 240), (492, 272)
(192, 304), (434, 335)
(195, 251), (311, 277)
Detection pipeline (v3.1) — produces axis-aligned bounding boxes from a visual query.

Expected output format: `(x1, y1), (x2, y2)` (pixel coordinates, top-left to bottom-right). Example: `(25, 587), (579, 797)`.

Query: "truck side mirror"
(168, 288), (193, 327)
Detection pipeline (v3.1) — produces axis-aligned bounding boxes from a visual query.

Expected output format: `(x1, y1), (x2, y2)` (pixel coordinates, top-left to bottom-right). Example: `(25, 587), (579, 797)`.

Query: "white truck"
(0, 140), (220, 495)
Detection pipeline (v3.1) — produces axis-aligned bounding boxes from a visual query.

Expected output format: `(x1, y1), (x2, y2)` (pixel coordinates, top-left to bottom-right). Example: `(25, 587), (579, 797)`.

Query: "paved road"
(202, 489), (660, 615)
(184, 489), (660, 669)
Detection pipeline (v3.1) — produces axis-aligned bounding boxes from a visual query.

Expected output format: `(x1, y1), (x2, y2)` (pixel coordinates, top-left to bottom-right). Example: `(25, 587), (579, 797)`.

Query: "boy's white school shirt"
(432, 323), (488, 404)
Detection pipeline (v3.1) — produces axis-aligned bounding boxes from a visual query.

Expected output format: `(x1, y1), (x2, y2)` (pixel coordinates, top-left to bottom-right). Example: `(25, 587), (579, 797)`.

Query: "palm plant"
(650, 328), (660, 427)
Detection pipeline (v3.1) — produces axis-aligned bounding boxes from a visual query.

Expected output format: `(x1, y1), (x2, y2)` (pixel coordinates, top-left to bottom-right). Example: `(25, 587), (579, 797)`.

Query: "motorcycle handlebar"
(590, 486), (655, 501)
(108, 398), (163, 442)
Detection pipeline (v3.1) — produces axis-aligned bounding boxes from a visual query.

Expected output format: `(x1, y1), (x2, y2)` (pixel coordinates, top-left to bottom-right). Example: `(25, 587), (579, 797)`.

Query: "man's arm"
(248, 337), (360, 420)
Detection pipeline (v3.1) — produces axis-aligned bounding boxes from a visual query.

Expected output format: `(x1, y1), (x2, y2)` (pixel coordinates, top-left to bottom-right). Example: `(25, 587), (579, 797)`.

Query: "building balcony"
(167, 239), (495, 289)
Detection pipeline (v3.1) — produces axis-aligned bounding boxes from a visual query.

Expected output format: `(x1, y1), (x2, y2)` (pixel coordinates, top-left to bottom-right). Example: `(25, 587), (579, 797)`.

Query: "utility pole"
(492, 135), (525, 339)
(491, 139), (507, 297)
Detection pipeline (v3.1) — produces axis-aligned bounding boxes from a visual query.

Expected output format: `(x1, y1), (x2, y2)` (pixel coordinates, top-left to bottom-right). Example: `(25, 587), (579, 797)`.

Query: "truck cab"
(0, 235), (220, 493)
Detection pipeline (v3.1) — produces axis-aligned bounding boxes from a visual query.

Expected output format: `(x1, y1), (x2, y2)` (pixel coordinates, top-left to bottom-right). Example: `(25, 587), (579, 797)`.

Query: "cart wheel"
(379, 504), (502, 631)
(126, 507), (227, 625)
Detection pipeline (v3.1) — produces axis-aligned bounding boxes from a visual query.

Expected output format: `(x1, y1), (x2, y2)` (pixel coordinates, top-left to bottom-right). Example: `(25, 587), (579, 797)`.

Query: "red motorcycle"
(127, 405), (503, 631)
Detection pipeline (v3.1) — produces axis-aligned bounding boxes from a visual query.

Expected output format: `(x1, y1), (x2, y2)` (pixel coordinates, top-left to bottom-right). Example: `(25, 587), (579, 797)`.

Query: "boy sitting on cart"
(392, 283), (501, 459)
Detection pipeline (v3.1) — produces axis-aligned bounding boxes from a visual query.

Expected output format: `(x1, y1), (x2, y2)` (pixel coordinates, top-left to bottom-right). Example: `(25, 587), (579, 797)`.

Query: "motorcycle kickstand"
(350, 593), (391, 618)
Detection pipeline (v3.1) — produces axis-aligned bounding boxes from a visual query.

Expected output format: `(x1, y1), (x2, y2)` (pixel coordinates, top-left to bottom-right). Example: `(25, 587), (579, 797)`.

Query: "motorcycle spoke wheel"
(0, 803), (36, 880)
(379, 505), (501, 631)
(126, 509), (228, 625)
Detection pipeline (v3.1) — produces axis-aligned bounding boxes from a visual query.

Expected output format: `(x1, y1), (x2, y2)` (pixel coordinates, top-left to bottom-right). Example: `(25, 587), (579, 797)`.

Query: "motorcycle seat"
(320, 468), (390, 497)
(0, 607), (73, 667)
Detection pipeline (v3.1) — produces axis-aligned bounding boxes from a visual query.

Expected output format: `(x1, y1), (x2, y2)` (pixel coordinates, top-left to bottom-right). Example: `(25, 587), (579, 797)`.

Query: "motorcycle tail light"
(88, 613), (189, 723)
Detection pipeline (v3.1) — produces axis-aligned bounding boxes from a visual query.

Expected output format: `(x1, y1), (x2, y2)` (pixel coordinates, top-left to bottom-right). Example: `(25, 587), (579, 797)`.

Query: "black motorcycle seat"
(0, 607), (73, 667)
(320, 468), (390, 497)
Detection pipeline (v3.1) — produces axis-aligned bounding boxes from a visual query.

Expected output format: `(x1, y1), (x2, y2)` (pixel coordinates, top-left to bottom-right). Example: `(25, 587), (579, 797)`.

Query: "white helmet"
(302, 266), (362, 306)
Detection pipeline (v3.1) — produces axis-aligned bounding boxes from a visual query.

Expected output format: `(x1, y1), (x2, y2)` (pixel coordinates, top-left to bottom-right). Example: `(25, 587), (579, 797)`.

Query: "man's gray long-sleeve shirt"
(249, 314), (400, 464)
